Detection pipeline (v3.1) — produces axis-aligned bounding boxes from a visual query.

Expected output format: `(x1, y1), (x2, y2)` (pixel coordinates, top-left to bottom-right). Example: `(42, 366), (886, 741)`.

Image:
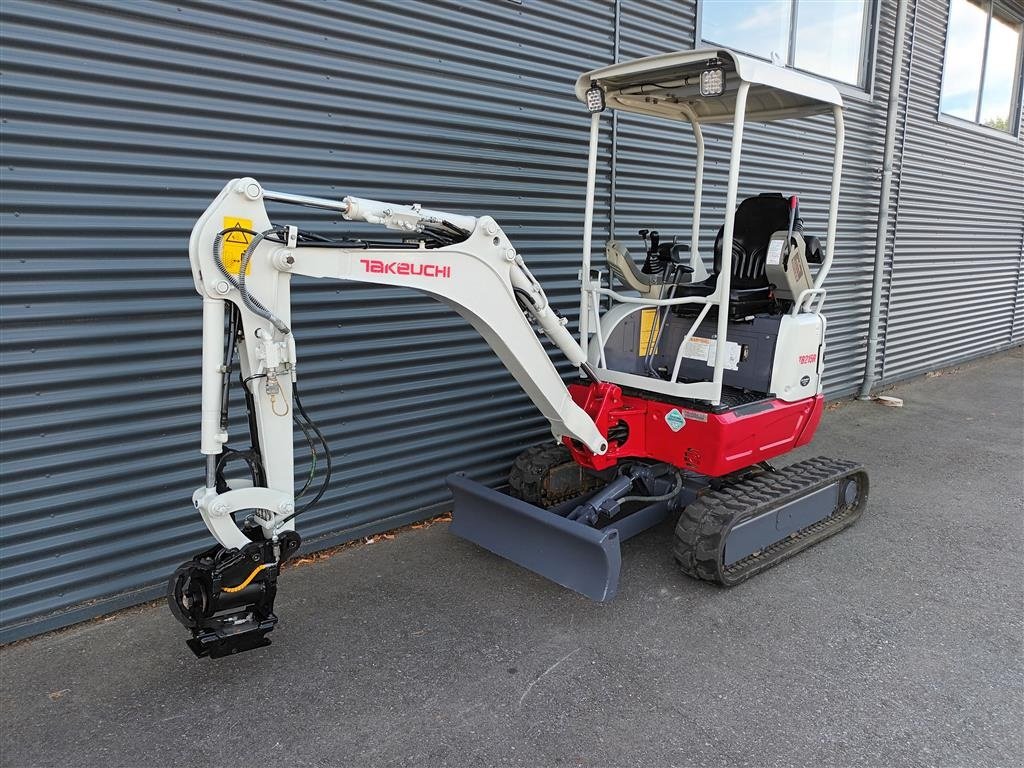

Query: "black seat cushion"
(712, 193), (791, 286)
(674, 193), (791, 317)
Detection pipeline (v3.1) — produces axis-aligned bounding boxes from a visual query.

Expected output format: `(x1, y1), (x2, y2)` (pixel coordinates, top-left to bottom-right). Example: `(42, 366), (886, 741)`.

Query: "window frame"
(695, 0), (880, 96)
(937, 0), (1024, 139)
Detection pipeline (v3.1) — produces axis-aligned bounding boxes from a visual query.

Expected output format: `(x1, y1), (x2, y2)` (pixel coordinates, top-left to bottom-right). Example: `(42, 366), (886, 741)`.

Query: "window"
(699, 0), (873, 88)
(939, 0), (1023, 133)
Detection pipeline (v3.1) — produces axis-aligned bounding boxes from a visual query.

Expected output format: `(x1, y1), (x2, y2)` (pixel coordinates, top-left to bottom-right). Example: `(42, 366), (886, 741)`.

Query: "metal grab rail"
(669, 302), (713, 383)
(589, 285), (609, 370)
(588, 272), (717, 385)
(592, 286), (719, 307)
(793, 287), (827, 315)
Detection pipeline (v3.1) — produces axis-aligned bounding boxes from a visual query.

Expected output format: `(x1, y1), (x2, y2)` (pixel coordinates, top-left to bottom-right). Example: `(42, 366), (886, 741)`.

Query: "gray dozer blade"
(446, 472), (622, 602)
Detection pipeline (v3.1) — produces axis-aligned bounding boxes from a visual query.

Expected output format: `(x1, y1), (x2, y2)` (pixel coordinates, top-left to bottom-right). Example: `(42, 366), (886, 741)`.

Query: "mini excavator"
(169, 49), (868, 658)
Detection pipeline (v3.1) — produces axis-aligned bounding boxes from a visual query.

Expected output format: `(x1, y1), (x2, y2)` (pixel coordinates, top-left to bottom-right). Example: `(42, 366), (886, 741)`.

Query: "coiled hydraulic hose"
(212, 227), (334, 525)
(213, 226), (291, 335)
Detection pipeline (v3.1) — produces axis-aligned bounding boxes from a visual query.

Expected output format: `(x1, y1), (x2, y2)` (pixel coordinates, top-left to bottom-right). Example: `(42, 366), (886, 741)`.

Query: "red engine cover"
(565, 382), (823, 477)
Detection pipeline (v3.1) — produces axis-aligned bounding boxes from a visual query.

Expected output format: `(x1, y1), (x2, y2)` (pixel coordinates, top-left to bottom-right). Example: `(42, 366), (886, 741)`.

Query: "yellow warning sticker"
(221, 216), (253, 276)
(639, 308), (660, 356)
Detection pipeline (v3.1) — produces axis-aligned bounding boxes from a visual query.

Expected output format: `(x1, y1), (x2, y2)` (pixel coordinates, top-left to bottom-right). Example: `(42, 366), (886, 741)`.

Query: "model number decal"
(799, 353), (818, 365)
(360, 259), (451, 278)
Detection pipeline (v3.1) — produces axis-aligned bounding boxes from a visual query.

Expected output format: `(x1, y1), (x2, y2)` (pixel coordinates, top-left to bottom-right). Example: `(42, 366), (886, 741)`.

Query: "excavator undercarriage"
(448, 420), (867, 602)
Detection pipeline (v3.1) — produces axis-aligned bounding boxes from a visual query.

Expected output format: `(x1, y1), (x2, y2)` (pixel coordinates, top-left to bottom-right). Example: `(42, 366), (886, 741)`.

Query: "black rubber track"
(508, 442), (602, 509)
(673, 456), (868, 586)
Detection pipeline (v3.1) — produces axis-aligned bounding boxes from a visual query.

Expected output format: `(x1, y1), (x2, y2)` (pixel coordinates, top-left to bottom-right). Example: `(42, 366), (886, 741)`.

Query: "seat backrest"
(713, 193), (791, 288)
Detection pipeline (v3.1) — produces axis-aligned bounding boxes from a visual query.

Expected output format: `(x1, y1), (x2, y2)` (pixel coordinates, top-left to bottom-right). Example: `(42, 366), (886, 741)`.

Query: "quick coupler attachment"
(167, 531), (301, 659)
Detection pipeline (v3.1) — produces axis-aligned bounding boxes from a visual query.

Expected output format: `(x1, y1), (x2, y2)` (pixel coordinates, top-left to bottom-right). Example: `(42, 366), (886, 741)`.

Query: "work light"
(585, 84), (605, 113)
(700, 66), (725, 97)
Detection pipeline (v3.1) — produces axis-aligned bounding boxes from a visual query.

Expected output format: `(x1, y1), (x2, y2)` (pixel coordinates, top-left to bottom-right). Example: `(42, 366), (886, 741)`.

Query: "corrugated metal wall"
(1016, 230), (1024, 343)
(0, 0), (614, 641)
(881, 0), (1024, 381)
(1, 0), (1022, 642)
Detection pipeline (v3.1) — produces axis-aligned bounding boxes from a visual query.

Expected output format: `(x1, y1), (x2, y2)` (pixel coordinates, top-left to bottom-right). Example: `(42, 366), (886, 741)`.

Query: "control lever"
(668, 238), (693, 270)
(642, 230), (663, 275)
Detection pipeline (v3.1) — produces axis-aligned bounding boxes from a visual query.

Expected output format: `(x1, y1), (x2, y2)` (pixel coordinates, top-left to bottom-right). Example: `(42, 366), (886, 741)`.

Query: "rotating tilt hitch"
(167, 531), (302, 658)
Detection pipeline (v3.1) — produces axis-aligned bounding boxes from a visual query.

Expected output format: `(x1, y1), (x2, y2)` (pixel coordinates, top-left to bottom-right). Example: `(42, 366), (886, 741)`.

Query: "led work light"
(585, 84), (605, 113)
(699, 65), (725, 97)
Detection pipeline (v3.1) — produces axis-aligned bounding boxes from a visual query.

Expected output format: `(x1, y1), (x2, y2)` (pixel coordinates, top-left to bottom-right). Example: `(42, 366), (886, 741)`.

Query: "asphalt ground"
(1, 348), (1021, 768)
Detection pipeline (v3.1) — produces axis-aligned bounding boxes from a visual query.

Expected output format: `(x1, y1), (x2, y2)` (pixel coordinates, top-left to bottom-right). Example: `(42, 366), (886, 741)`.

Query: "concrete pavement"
(1, 348), (1021, 768)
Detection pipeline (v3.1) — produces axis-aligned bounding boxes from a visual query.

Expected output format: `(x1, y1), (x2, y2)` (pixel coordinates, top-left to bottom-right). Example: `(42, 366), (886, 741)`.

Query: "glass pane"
(939, 0), (989, 120)
(702, 0), (792, 65)
(979, 10), (1022, 131)
(793, 0), (868, 85)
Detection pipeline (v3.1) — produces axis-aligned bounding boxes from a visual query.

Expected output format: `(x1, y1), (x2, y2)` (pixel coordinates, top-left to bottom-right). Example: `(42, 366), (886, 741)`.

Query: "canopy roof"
(575, 48), (843, 124)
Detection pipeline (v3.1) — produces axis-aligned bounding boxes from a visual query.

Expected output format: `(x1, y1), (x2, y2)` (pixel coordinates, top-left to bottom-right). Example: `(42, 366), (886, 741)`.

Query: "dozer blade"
(446, 472), (622, 601)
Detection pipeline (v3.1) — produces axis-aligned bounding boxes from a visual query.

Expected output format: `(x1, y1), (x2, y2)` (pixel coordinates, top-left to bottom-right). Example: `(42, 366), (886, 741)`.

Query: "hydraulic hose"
(213, 226), (291, 335)
(618, 468), (684, 505)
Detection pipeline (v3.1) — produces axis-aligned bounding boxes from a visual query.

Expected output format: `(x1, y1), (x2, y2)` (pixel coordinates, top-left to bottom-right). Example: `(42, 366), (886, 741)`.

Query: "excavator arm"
(170, 178), (608, 657)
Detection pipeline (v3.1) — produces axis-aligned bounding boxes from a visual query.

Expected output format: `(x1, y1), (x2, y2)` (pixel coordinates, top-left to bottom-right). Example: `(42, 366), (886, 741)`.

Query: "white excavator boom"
(187, 178), (607, 551)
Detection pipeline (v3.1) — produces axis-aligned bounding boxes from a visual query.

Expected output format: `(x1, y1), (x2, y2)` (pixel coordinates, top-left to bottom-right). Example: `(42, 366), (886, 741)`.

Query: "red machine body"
(565, 382), (824, 477)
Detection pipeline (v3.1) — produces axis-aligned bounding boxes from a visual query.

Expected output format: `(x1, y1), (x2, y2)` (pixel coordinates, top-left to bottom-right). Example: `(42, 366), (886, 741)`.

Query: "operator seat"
(674, 193), (791, 318)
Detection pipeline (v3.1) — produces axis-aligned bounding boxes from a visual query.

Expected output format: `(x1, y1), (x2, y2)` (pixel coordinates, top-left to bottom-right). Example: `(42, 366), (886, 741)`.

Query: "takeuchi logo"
(359, 259), (451, 278)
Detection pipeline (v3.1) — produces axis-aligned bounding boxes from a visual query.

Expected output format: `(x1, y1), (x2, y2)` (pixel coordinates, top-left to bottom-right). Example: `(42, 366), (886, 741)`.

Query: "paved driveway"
(2, 348), (1021, 767)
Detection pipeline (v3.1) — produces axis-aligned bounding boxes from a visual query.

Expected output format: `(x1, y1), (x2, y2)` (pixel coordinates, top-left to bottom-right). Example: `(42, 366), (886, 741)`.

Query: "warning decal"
(706, 339), (742, 371)
(681, 336), (712, 362)
(681, 336), (741, 371)
(221, 216), (254, 276)
(639, 308), (660, 356)
(664, 408), (686, 432)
